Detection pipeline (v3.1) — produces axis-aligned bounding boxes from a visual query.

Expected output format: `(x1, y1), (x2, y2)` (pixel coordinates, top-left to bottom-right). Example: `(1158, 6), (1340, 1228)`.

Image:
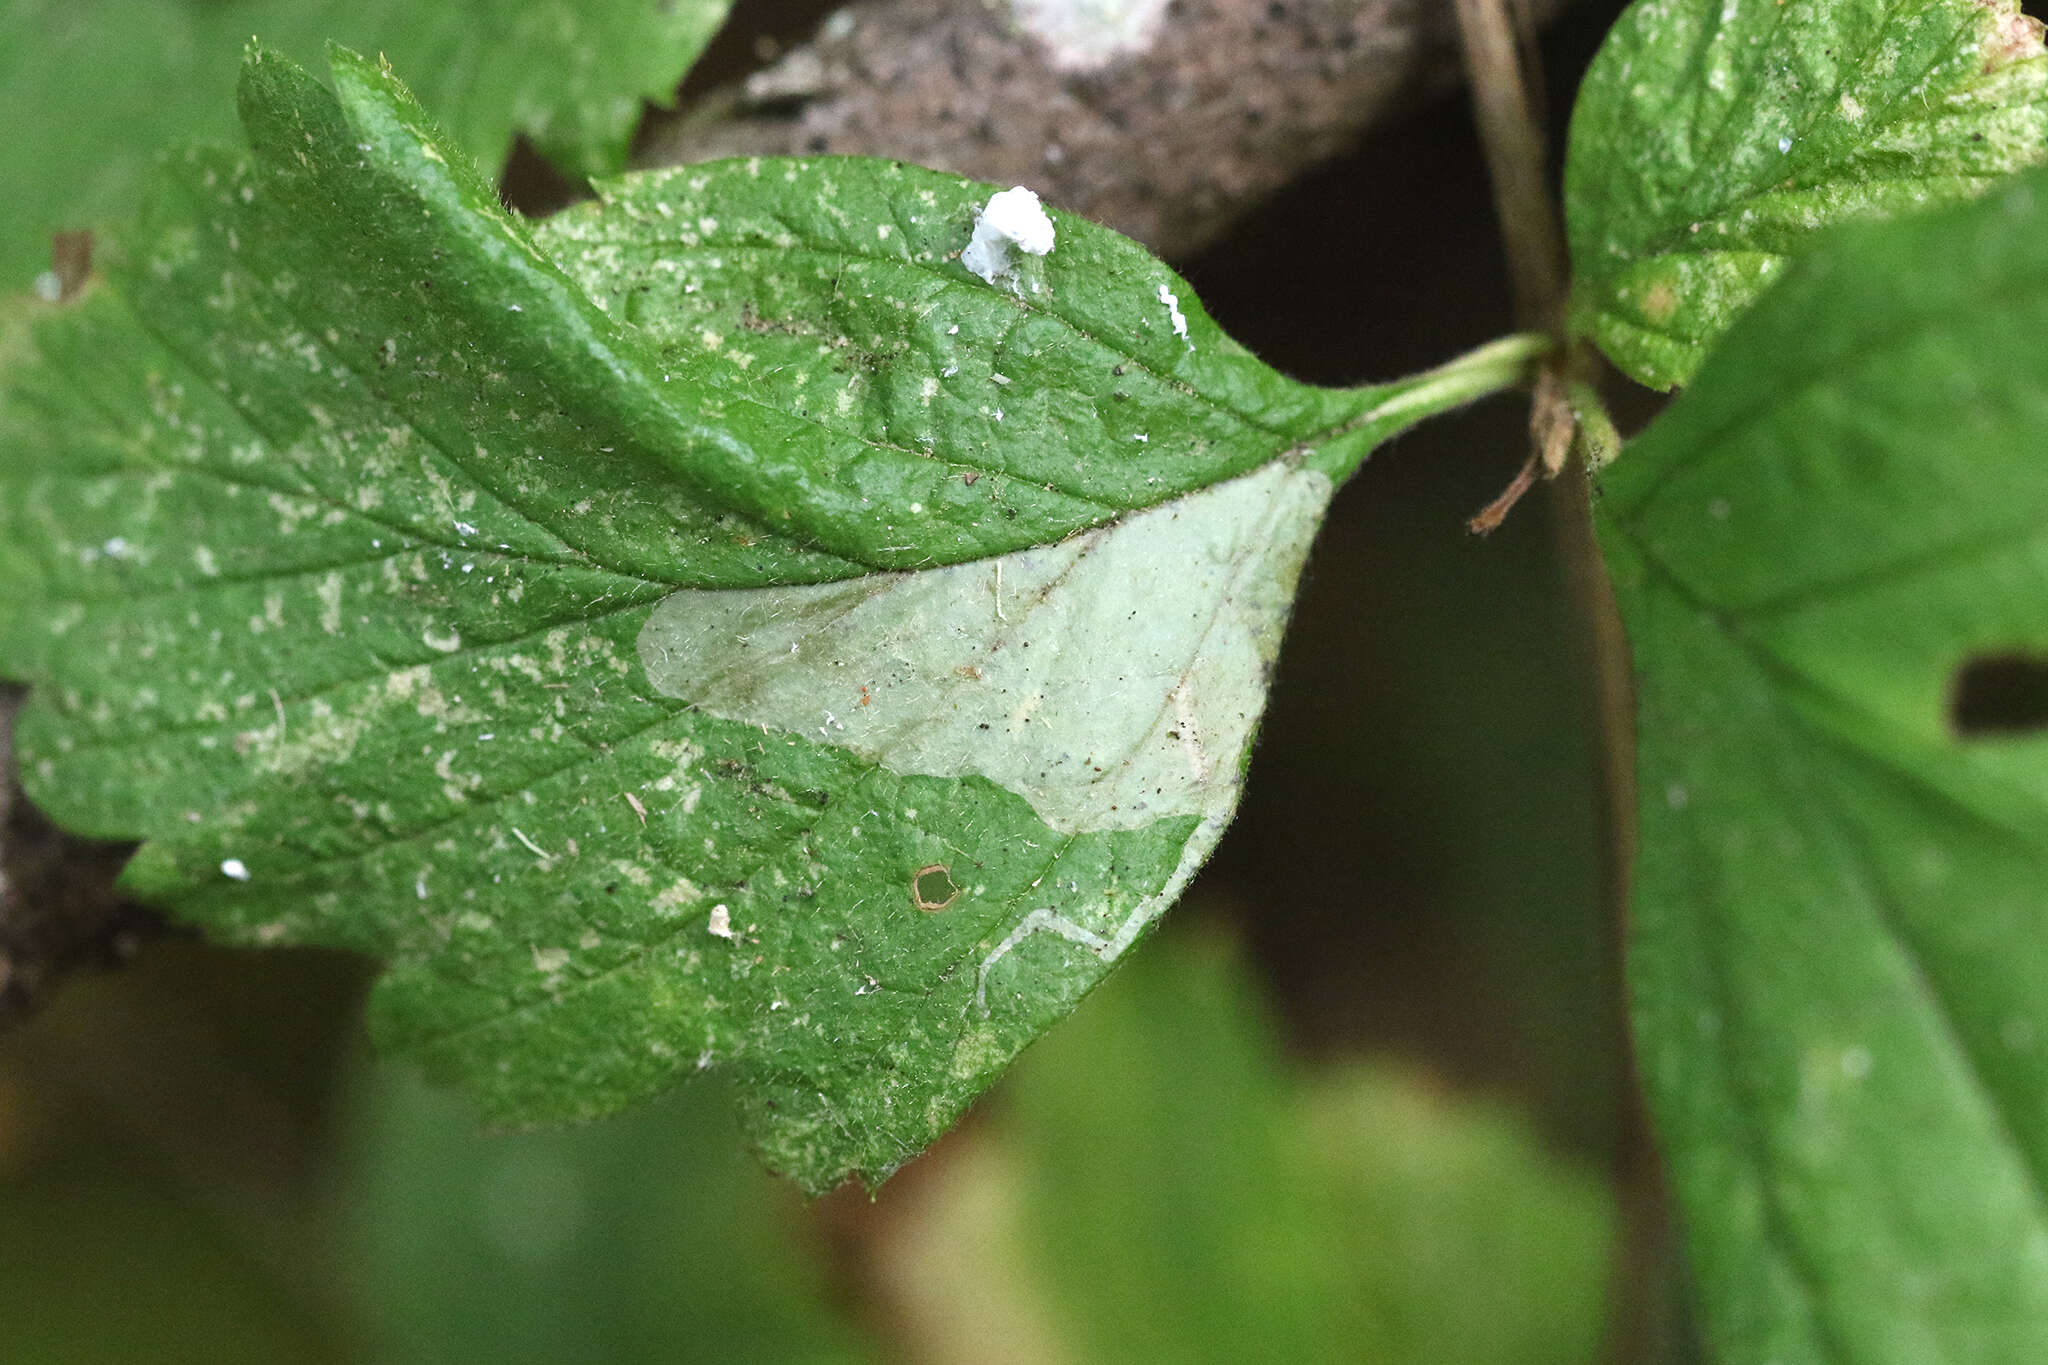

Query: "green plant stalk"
(1308, 332), (1552, 484)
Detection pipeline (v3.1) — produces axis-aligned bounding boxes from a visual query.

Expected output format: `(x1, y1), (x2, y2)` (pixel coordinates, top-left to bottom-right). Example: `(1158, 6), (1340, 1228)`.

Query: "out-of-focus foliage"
(342, 1072), (873, 1365)
(0, 0), (732, 288)
(873, 925), (1618, 1364)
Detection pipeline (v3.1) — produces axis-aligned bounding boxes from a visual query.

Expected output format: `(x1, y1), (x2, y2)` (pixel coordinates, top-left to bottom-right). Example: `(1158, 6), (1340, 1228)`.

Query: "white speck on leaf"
(961, 187), (1055, 285)
(1157, 282), (1190, 346)
(220, 858), (251, 881)
(708, 904), (734, 939)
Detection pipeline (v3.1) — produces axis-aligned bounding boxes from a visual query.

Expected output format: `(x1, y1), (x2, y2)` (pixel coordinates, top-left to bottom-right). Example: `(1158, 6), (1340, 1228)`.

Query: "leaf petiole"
(1307, 331), (1552, 484)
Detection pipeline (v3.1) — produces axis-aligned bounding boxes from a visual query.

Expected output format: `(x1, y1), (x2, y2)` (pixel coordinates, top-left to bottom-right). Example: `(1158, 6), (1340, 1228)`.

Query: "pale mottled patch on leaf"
(639, 462), (1329, 835)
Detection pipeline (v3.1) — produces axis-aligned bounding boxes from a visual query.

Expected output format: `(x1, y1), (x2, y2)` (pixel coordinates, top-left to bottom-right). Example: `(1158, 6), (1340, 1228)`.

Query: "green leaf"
(0, 48), (1527, 1190)
(1565, 0), (2048, 390)
(0, 0), (731, 291)
(881, 925), (1616, 1363)
(1599, 165), (2048, 1359)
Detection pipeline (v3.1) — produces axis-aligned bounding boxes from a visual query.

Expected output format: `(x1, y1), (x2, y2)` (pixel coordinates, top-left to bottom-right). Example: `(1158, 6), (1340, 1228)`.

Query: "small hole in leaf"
(912, 864), (959, 912)
(1951, 654), (2048, 736)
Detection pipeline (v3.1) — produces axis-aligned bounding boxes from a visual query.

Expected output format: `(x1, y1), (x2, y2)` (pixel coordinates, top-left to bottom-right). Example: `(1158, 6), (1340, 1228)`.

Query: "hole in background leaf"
(1950, 654), (2048, 736)
(912, 864), (959, 913)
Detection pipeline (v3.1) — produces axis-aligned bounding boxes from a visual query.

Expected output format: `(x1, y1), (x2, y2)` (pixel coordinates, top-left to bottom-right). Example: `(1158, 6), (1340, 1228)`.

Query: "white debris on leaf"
(707, 904), (734, 939)
(962, 187), (1056, 285)
(1156, 282), (1190, 346)
(220, 858), (251, 882)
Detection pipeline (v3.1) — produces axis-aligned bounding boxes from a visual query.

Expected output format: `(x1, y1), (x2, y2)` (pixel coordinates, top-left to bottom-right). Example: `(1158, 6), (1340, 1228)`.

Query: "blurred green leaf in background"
(0, 0), (733, 290)
(343, 1073), (871, 1365)
(0, 916), (1617, 1363)
(869, 920), (1618, 1364)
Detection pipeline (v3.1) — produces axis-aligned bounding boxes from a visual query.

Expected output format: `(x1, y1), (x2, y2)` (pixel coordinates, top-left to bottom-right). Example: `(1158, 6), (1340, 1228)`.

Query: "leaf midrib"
(561, 214), (1296, 437)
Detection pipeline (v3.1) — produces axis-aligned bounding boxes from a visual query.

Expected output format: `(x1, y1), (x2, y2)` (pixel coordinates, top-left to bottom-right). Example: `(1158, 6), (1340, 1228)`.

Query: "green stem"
(1308, 332), (1552, 484)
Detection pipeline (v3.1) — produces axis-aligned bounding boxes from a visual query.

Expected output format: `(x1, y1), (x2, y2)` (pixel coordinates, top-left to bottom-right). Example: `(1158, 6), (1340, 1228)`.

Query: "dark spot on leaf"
(912, 864), (959, 912)
(1951, 654), (2048, 735)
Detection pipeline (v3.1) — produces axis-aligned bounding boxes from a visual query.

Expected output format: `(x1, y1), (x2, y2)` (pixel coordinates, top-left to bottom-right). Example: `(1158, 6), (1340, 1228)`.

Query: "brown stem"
(1453, 0), (1669, 1356)
(1452, 0), (1569, 334)
(1549, 462), (1666, 1364)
